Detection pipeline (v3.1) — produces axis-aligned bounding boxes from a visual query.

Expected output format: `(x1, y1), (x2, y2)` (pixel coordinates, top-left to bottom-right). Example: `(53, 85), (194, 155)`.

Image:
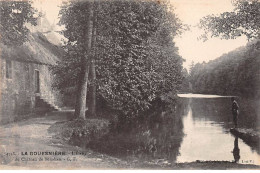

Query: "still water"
(84, 94), (260, 165)
(177, 94), (259, 165)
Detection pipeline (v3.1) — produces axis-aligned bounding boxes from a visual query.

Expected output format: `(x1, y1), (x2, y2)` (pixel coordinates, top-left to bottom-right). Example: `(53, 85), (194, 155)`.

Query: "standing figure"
(231, 97), (239, 128)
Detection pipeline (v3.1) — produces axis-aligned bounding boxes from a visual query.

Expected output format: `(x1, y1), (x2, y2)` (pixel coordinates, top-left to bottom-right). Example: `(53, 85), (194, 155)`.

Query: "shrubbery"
(53, 0), (184, 118)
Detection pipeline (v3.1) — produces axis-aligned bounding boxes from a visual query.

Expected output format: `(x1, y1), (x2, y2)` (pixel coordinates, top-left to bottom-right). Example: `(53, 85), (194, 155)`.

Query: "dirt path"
(0, 113), (129, 169)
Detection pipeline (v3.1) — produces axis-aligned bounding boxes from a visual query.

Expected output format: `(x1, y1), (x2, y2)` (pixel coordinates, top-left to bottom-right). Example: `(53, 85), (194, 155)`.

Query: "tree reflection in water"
(177, 97), (259, 163)
(85, 100), (188, 163)
(189, 98), (259, 131)
(69, 97), (259, 164)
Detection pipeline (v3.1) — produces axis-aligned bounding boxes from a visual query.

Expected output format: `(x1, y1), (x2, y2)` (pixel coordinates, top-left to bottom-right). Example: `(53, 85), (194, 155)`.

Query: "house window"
(6, 60), (12, 79)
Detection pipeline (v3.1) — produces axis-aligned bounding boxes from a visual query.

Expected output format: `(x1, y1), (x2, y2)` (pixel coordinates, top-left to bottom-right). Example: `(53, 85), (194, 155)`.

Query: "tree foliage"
(54, 0), (184, 117)
(189, 40), (260, 98)
(199, 0), (260, 40)
(179, 68), (190, 92)
(0, 1), (39, 46)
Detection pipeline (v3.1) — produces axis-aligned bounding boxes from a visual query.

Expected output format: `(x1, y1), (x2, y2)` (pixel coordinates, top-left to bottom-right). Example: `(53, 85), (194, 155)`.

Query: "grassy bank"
(48, 118), (110, 146)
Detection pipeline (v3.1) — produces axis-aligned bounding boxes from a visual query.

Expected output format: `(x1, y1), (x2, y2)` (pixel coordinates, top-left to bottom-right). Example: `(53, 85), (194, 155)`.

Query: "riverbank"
(0, 112), (258, 169)
(48, 117), (110, 146)
(134, 161), (260, 169)
(47, 111), (260, 169)
(230, 128), (260, 153)
(0, 112), (129, 169)
(1, 110), (259, 169)
(48, 119), (260, 170)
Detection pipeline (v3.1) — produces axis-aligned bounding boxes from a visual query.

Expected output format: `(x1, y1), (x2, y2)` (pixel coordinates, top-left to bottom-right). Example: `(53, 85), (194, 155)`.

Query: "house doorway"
(35, 70), (40, 93)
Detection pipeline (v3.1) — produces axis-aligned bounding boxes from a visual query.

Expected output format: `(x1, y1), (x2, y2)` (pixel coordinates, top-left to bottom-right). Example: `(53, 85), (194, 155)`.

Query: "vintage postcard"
(0, 0), (259, 170)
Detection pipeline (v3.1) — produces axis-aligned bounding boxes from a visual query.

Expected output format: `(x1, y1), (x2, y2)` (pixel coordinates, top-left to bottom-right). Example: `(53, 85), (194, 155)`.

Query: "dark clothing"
(233, 114), (238, 127)
(232, 100), (239, 127)
(232, 100), (239, 115)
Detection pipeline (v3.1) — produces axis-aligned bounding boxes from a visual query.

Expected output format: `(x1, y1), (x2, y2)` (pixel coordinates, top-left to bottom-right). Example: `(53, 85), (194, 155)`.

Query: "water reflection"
(177, 97), (260, 165)
(70, 95), (259, 165)
(233, 137), (240, 163)
(85, 102), (186, 163)
(188, 97), (259, 131)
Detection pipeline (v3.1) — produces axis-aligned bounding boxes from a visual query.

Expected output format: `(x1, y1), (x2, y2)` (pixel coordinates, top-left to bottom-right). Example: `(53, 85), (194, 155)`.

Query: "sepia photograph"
(0, 0), (259, 170)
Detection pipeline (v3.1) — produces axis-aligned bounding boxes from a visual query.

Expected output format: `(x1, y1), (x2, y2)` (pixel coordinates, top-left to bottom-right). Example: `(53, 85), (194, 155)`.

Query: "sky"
(32, 0), (248, 70)
(170, 0), (248, 69)
(33, 0), (61, 26)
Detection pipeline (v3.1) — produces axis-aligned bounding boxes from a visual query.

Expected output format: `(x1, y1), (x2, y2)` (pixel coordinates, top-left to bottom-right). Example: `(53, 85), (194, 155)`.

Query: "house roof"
(0, 32), (64, 65)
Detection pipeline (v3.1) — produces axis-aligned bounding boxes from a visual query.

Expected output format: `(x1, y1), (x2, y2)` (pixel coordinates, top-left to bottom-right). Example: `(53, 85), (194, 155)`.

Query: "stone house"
(0, 32), (63, 124)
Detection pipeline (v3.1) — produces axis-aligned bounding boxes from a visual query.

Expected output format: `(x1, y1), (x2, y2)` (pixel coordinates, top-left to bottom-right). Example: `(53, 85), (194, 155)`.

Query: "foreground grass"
(48, 118), (110, 144)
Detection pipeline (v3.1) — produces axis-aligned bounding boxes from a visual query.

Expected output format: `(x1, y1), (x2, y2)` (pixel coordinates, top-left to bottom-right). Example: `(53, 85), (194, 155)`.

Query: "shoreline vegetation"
(186, 40), (260, 99)
(46, 97), (260, 169)
(47, 115), (260, 169)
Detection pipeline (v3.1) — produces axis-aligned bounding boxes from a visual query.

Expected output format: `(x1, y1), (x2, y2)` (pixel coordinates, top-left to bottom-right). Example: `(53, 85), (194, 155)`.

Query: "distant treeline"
(188, 39), (260, 98)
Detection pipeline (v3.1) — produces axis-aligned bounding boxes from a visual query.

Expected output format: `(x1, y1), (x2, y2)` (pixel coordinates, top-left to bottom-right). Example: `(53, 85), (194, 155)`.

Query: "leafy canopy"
(54, 0), (184, 116)
(0, 1), (39, 46)
(199, 0), (260, 40)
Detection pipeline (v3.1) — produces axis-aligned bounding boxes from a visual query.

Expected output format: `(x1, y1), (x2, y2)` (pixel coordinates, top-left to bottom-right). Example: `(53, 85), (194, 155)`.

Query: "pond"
(74, 94), (260, 165)
(176, 95), (259, 165)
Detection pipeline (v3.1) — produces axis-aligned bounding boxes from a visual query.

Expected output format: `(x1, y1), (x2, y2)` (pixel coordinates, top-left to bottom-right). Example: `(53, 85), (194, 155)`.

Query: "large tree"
(88, 1), (99, 116)
(59, 0), (95, 119)
(0, 1), (39, 46)
(199, 0), (260, 41)
(56, 0), (184, 118)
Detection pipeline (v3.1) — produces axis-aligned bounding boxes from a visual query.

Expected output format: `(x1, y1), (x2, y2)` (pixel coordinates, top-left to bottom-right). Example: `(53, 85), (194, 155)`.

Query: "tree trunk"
(88, 3), (98, 117)
(74, 1), (94, 119)
(89, 59), (96, 116)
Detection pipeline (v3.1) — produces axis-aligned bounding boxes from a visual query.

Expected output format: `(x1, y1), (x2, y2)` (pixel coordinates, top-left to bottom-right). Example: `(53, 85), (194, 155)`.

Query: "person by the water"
(231, 97), (239, 128)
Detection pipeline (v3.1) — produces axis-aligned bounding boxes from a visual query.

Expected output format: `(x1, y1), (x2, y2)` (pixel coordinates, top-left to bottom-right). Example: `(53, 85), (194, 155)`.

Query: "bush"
(48, 118), (110, 146)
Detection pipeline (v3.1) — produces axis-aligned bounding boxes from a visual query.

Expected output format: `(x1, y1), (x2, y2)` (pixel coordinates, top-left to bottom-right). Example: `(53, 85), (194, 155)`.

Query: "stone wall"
(0, 59), (60, 124)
